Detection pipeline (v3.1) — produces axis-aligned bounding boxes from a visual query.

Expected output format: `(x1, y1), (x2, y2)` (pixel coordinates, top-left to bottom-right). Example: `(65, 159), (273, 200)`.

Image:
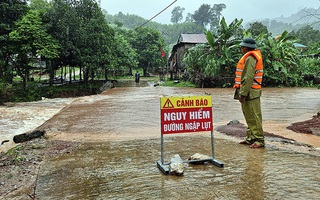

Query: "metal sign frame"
(157, 96), (224, 175)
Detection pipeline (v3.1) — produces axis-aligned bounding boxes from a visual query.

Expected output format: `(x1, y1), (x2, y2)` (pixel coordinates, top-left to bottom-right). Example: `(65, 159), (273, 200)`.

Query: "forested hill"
(102, 10), (204, 46)
(274, 7), (320, 25)
(102, 7), (320, 45)
(249, 7), (320, 36)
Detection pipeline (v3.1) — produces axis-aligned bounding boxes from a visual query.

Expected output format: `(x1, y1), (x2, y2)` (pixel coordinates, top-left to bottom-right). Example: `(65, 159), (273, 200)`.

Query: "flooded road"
(1, 85), (320, 199)
(34, 85), (320, 199)
(39, 86), (320, 146)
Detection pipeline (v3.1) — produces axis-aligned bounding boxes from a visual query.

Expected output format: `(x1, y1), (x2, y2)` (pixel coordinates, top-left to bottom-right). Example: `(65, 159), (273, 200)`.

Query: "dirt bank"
(287, 112), (320, 135)
(0, 138), (80, 199)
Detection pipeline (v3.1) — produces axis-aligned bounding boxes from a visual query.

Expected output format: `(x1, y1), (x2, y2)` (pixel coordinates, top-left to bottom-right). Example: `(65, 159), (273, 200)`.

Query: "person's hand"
(239, 95), (246, 103)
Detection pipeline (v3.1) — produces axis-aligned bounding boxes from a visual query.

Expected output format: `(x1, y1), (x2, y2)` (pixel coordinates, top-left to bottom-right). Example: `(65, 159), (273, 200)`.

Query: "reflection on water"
(36, 136), (320, 199)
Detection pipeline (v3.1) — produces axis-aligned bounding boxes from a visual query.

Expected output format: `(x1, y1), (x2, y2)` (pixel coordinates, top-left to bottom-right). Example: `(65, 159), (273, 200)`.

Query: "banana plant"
(259, 31), (300, 86)
(205, 17), (243, 77)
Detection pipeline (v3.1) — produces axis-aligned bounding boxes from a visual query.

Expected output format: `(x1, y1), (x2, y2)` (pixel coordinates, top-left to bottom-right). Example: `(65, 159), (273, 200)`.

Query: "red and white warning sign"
(160, 96), (213, 134)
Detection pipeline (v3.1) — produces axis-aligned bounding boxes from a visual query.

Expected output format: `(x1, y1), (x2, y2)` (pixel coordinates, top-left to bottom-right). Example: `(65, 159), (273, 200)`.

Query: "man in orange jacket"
(234, 38), (265, 148)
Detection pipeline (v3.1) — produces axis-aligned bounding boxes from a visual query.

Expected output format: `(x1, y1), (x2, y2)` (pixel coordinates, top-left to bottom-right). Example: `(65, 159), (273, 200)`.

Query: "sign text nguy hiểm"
(160, 96), (213, 134)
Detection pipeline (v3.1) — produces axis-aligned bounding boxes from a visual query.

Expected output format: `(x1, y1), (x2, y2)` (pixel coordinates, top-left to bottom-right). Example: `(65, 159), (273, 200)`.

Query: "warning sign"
(161, 96), (213, 134)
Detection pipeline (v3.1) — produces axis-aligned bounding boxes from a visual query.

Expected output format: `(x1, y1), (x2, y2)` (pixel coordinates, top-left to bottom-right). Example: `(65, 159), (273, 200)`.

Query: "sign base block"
(157, 161), (170, 175)
(210, 159), (224, 168)
(157, 158), (224, 175)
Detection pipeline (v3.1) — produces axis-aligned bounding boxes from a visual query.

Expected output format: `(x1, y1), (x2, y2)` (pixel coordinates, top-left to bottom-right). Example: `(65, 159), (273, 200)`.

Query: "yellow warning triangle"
(163, 98), (174, 108)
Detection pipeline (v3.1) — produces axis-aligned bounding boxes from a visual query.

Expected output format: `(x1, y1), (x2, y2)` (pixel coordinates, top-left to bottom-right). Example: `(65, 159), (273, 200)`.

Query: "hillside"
(103, 7), (320, 43)
(274, 7), (320, 25)
(248, 7), (320, 36)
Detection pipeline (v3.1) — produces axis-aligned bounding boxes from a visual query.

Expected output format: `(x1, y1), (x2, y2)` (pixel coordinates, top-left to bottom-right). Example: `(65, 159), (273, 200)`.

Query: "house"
(168, 33), (208, 79)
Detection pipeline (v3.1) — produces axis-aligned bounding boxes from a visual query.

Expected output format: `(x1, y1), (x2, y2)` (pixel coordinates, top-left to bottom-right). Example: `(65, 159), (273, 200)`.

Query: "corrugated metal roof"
(294, 43), (308, 48)
(178, 33), (207, 44)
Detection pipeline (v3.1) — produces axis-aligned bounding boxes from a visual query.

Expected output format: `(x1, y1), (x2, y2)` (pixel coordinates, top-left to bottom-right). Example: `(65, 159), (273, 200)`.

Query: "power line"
(135, 0), (178, 30)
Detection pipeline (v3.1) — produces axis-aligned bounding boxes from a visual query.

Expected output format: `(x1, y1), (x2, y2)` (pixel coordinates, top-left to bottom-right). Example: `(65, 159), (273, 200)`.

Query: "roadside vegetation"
(1, 0), (319, 104)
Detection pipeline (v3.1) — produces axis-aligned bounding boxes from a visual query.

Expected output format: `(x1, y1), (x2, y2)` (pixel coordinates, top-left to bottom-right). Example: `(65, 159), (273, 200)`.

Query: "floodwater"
(36, 138), (320, 200)
(1, 82), (320, 199)
(0, 98), (74, 152)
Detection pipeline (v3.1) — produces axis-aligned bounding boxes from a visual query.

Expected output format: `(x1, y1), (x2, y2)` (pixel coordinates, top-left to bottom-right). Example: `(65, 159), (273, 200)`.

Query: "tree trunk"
(49, 60), (54, 86)
(83, 66), (89, 85)
(13, 129), (46, 143)
(73, 66), (76, 81)
(90, 67), (95, 81)
(69, 65), (72, 83)
(79, 65), (83, 81)
(104, 67), (108, 80)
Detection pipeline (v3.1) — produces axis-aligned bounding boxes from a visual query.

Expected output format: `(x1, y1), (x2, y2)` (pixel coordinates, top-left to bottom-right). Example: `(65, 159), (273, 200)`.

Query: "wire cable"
(135, 0), (178, 30)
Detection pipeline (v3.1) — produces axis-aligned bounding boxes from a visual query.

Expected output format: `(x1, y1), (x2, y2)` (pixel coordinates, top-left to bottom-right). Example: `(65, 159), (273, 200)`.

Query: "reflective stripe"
(233, 49), (264, 89)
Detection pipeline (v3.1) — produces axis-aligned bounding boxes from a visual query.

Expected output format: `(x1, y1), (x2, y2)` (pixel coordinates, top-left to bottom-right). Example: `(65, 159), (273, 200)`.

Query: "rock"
(188, 153), (211, 161)
(227, 120), (239, 125)
(3, 102), (15, 107)
(169, 154), (184, 176)
(313, 76), (320, 84)
(13, 129), (46, 143)
(99, 81), (114, 92)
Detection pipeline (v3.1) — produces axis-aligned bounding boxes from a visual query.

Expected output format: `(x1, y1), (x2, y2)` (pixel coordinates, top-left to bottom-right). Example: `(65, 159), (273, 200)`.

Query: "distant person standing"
(234, 38), (265, 148)
(135, 70), (140, 84)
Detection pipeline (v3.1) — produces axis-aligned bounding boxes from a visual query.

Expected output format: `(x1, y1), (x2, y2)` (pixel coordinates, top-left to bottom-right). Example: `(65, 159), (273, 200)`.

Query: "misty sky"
(101, 0), (320, 25)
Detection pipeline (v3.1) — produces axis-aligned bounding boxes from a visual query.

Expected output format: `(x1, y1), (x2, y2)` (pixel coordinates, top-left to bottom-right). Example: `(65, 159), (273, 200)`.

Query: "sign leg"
(211, 130), (224, 168)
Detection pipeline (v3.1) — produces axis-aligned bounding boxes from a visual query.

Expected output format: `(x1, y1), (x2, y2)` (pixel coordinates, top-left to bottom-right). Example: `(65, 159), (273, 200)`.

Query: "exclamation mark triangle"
(163, 98), (174, 108)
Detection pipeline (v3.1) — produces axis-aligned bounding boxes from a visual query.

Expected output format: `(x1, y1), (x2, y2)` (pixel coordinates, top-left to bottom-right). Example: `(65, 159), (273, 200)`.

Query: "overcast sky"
(101, 0), (320, 25)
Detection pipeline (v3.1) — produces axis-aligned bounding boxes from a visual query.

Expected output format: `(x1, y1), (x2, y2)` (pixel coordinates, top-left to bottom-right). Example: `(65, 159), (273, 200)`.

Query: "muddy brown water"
(2, 83), (320, 199)
(33, 84), (320, 199)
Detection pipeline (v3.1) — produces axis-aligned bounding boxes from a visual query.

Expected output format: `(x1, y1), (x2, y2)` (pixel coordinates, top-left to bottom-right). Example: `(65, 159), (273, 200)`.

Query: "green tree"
(192, 3), (226, 30)
(290, 25), (320, 47)
(246, 21), (270, 37)
(46, 0), (80, 84)
(47, 0), (114, 85)
(210, 3), (226, 31)
(171, 6), (185, 24)
(0, 0), (29, 82)
(192, 4), (214, 28)
(129, 27), (166, 76)
(76, 0), (113, 84)
(160, 22), (204, 45)
(29, 0), (51, 12)
(112, 31), (138, 77)
(9, 10), (60, 89)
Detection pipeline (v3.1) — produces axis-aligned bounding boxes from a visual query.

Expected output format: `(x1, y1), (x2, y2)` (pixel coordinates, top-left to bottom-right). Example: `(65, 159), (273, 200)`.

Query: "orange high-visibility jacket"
(233, 49), (263, 89)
